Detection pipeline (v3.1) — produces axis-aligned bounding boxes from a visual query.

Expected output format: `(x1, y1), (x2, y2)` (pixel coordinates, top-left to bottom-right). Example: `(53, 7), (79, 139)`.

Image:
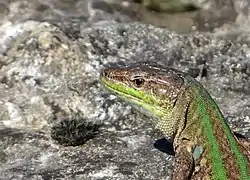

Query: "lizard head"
(100, 62), (185, 119)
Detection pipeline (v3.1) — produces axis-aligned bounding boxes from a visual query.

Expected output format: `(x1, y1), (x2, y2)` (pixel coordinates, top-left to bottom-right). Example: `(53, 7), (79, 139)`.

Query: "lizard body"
(100, 62), (250, 180)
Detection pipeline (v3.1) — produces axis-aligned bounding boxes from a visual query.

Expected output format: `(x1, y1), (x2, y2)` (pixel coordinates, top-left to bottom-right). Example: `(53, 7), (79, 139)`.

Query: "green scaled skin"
(100, 62), (250, 180)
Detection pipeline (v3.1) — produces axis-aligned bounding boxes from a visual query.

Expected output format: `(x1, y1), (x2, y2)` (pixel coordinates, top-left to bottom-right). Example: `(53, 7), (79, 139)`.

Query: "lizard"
(100, 61), (250, 180)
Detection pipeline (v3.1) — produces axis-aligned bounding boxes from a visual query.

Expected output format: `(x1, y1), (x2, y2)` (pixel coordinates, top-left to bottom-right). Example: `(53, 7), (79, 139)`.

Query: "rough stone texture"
(0, 0), (250, 179)
(104, 0), (247, 32)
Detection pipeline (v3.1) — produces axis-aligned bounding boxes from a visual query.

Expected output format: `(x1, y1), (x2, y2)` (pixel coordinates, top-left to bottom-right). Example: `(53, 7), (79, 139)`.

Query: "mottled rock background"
(0, 0), (250, 179)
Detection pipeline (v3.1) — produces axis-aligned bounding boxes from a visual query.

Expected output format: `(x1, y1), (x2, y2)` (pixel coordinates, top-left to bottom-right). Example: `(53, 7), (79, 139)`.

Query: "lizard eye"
(133, 78), (145, 87)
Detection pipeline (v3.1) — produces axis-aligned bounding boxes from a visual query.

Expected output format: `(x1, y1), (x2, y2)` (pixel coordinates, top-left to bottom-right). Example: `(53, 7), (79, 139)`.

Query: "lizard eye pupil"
(133, 78), (145, 87)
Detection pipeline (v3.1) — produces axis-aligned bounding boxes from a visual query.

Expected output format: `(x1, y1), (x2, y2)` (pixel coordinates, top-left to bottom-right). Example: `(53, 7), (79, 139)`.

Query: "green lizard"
(100, 62), (250, 180)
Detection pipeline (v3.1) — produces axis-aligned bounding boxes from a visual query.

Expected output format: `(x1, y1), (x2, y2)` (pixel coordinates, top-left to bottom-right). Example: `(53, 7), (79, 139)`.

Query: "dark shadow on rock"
(0, 127), (24, 139)
(154, 138), (175, 156)
(234, 131), (248, 140)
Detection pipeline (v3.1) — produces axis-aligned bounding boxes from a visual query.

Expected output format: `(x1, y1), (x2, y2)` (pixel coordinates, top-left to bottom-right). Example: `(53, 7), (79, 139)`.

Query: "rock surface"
(0, 0), (250, 179)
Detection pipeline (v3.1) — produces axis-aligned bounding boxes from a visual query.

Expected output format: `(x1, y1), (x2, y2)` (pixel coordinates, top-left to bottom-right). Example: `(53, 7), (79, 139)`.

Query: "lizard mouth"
(101, 76), (168, 118)
(101, 76), (144, 102)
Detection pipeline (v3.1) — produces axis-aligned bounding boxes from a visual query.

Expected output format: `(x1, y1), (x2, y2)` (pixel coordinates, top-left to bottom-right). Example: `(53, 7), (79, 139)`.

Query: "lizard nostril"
(102, 70), (109, 78)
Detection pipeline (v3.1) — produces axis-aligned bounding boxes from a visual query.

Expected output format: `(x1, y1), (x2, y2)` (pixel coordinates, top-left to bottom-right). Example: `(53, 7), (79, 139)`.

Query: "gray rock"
(104, 0), (243, 32)
(0, 0), (250, 180)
